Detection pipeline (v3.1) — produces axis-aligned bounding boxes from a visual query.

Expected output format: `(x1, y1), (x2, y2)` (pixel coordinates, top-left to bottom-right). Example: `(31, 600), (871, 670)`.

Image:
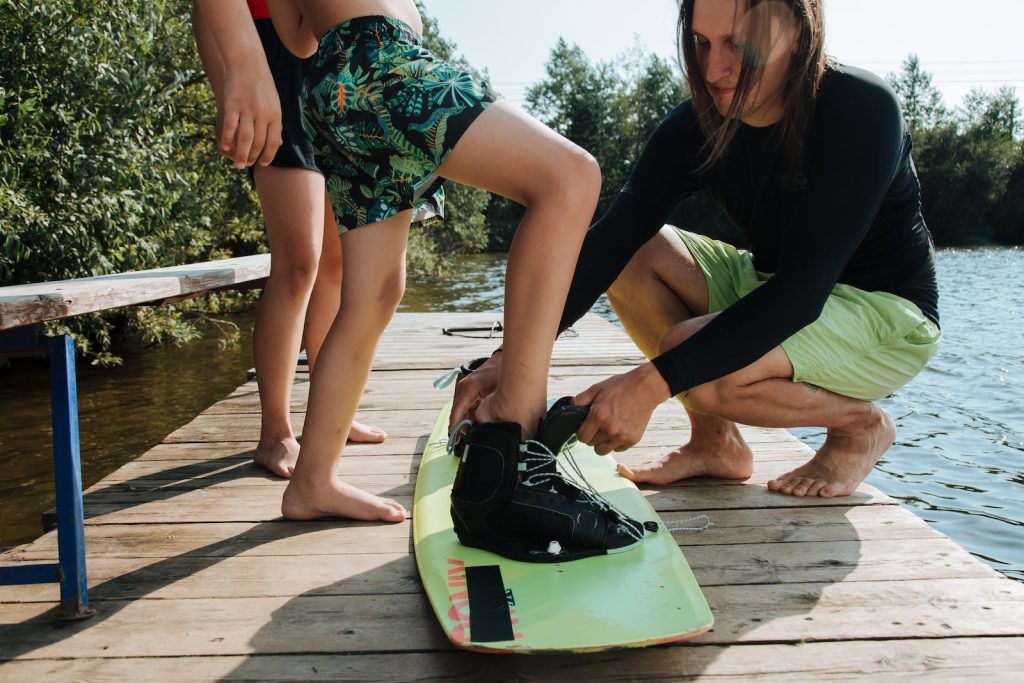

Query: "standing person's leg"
(302, 193), (387, 444)
(281, 211), (412, 522)
(251, 165), (325, 477)
(438, 101), (652, 558)
(606, 227), (755, 483)
(436, 100), (602, 433)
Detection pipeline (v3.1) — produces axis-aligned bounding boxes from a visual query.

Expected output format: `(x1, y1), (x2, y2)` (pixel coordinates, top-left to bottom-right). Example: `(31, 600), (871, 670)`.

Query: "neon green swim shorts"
(676, 229), (941, 402)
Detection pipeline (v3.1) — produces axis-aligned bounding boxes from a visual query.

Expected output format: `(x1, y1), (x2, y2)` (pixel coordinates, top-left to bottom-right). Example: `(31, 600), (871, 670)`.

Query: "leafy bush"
(0, 0), (264, 363)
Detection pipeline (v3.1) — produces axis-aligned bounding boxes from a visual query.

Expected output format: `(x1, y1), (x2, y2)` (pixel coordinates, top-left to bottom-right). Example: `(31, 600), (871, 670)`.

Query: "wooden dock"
(2, 312), (1024, 681)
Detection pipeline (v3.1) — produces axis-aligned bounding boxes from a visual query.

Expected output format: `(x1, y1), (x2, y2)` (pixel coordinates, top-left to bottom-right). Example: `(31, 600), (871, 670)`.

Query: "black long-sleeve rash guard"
(558, 65), (939, 397)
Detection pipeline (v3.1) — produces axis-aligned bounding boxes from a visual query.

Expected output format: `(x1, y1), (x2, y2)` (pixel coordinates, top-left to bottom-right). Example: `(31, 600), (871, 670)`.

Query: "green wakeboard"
(413, 400), (713, 653)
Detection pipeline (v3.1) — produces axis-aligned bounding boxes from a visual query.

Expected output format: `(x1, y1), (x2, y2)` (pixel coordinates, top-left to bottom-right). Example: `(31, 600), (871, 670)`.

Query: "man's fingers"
(574, 385), (598, 407)
(577, 412), (600, 445)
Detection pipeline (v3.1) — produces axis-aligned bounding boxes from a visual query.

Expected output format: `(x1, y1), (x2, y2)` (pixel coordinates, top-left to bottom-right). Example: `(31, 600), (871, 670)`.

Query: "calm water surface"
(1, 250), (1021, 583)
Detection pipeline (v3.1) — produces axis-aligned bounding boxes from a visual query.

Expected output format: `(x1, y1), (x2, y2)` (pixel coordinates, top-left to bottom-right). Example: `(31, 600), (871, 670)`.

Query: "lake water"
(1, 248), (1021, 583)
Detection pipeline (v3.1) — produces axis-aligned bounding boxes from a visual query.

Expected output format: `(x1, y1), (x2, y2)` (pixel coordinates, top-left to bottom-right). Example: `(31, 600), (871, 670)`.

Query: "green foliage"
(887, 54), (949, 134)
(890, 53), (1024, 246)
(4, 4), (1018, 372)
(526, 40), (689, 215)
(481, 39), (705, 249)
(0, 0), (264, 362)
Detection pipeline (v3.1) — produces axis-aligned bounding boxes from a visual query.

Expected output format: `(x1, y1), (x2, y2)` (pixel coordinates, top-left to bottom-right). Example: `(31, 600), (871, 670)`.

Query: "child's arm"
(266, 0), (319, 58)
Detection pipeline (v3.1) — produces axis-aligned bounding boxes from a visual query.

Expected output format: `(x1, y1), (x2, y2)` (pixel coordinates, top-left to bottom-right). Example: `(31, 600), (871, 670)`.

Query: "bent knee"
(525, 146), (601, 211)
(608, 226), (683, 301)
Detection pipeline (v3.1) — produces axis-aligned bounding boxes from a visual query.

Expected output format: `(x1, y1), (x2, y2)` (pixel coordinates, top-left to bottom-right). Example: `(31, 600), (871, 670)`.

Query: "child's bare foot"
(281, 476), (407, 522)
(767, 405), (895, 497)
(618, 423), (753, 485)
(254, 436), (300, 478)
(348, 419), (387, 444)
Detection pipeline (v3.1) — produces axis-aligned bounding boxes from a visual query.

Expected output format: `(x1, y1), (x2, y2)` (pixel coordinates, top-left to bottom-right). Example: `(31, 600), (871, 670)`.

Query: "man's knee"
(608, 226), (693, 305)
(607, 235), (665, 306)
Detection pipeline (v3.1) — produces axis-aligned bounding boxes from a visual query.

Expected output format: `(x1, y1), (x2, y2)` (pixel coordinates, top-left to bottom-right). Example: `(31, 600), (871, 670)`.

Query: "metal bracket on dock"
(0, 332), (95, 621)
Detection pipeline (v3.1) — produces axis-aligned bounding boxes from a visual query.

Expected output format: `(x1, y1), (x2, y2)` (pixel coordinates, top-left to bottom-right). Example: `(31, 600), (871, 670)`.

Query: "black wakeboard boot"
(450, 409), (651, 563)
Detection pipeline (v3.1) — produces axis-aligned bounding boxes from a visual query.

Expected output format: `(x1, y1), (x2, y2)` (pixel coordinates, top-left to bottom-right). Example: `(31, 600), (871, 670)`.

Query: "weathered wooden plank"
(3, 578), (1024, 659)
(6, 504), (938, 564)
(132, 434), (808, 462)
(0, 538), (994, 604)
(694, 577), (1024, 644)
(0, 255), (270, 330)
(7, 521), (414, 561)
(362, 314), (646, 370)
(90, 449), (814, 487)
(67, 479), (891, 527)
(7, 505), (940, 563)
(161, 408), (796, 444)
(5, 638), (1024, 682)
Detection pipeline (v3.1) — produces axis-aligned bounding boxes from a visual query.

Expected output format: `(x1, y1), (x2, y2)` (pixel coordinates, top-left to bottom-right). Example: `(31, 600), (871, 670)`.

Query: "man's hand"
(574, 363), (672, 455)
(448, 353), (502, 433)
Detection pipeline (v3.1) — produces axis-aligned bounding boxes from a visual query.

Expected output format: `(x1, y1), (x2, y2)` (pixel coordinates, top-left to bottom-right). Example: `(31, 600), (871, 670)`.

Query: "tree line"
(1, 2), (1020, 361)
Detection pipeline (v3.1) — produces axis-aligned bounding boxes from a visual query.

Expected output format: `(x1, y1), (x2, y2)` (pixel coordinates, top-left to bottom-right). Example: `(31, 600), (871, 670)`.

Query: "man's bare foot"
(281, 476), (407, 522)
(348, 419), (387, 444)
(254, 436), (300, 478)
(767, 405), (896, 497)
(618, 424), (753, 485)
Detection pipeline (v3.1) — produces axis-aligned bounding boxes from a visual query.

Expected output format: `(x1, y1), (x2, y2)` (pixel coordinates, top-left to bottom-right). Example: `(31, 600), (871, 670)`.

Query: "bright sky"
(425, 0), (1024, 111)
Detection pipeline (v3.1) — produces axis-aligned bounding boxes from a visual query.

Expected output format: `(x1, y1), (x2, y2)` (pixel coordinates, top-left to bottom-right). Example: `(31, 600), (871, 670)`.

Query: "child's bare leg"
(251, 165), (324, 477)
(281, 210), (412, 522)
(303, 194), (387, 444)
(437, 100), (601, 434)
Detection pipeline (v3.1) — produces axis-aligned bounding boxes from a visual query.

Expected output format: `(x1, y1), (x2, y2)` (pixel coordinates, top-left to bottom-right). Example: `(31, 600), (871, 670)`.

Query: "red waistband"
(247, 0), (270, 20)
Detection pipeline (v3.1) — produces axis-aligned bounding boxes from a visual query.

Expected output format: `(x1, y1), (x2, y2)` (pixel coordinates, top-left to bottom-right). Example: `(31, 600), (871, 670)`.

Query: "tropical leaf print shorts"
(302, 15), (497, 232)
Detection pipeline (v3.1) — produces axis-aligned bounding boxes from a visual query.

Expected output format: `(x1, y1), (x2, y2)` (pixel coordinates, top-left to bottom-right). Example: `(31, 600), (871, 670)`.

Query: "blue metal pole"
(48, 335), (95, 620)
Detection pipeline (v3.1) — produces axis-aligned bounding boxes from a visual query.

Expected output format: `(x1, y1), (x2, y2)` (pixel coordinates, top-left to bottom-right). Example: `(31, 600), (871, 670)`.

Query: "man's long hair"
(678, 0), (828, 177)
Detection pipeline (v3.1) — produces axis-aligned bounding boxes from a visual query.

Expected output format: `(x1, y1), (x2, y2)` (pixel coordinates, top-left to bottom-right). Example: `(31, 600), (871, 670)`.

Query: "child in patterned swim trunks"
(264, 0), (625, 553)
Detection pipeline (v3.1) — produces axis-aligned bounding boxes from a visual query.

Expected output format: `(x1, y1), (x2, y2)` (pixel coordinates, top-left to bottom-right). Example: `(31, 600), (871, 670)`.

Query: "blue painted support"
(0, 563), (60, 585)
(0, 334), (94, 619)
(47, 335), (95, 620)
